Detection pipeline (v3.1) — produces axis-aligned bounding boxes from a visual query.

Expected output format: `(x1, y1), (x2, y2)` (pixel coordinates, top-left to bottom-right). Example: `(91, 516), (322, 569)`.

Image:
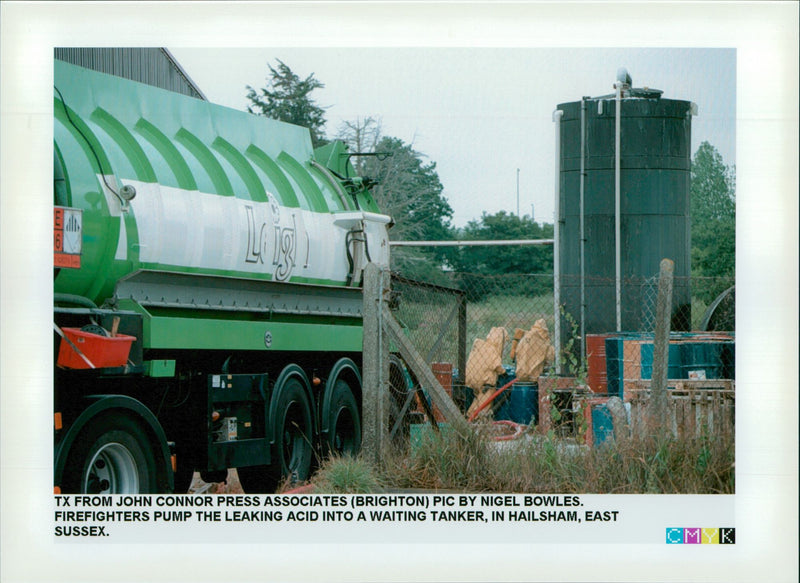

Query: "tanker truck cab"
(53, 60), (391, 494)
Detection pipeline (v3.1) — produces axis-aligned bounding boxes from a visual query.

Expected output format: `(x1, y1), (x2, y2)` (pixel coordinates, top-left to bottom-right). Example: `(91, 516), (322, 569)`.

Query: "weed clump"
(301, 423), (734, 494)
(377, 423), (734, 494)
(310, 454), (385, 494)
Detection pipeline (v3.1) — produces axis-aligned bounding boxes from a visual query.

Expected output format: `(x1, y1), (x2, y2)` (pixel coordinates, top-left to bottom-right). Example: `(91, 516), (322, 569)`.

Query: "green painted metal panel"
(277, 152), (330, 212)
(54, 105), (132, 301)
(134, 118), (198, 190)
(244, 144), (301, 208)
(54, 97), (111, 175)
(212, 137), (267, 202)
(127, 262), (353, 288)
(312, 141), (382, 213)
(145, 316), (363, 352)
(313, 141), (347, 175)
(90, 108), (158, 182)
(145, 359), (176, 377)
(174, 127), (235, 196)
(53, 147), (69, 207)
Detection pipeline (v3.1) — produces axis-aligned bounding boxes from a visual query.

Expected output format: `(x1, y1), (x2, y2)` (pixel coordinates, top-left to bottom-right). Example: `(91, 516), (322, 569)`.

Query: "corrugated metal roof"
(54, 48), (206, 100)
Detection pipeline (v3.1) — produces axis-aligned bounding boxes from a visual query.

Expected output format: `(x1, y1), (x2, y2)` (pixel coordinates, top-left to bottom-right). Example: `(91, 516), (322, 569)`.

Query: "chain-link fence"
(385, 269), (735, 437)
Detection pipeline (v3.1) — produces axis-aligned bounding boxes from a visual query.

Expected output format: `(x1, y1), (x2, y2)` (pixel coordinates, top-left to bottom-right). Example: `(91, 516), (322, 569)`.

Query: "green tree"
(690, 141), (735, 301)
(246, 59), (328, 148)
(337, 118), (454, 281)
(451, 211), (554, 299)
(454, 211), (553, 274)
(336, 116), (384, 175)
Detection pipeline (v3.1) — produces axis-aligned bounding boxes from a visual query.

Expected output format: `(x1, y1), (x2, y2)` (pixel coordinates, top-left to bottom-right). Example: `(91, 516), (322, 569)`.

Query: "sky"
(169, 47), (736, 228)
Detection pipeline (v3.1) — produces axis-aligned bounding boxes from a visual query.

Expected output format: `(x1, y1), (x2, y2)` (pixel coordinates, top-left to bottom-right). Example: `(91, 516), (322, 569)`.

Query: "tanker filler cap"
(119, 184), (137, 202)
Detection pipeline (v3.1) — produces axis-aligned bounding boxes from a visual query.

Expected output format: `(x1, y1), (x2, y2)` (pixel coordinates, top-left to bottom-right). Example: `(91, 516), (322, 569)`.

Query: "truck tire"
(238, 376), (313, 493)
(326, 378), (361, 456)
(62, 414), (157, 494)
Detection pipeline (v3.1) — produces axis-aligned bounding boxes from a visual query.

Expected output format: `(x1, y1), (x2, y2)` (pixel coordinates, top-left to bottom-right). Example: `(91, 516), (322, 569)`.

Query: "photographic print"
(2, 3), (797, 582)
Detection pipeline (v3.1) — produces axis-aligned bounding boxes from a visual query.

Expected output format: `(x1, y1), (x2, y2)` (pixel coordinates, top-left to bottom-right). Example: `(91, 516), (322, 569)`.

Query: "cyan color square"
(666, 528), (683, 544)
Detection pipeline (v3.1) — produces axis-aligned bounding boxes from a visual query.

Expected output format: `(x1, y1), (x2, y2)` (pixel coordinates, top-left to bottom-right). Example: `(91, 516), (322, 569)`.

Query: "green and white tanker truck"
(53, 60), (392, 494)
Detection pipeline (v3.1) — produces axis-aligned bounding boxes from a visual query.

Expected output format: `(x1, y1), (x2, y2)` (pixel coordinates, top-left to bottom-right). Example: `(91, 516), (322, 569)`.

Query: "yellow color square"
(702, 528), (719, 544)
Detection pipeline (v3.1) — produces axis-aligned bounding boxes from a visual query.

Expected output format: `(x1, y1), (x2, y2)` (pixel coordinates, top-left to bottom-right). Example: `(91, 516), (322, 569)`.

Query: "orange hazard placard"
(54, 206), (82, 268)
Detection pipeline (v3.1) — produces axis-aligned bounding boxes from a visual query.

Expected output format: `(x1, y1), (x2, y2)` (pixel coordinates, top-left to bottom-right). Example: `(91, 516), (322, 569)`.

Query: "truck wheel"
(238, 376), (313, 493)
(63, 415), (157, 494)
(327, 378), (361, 456)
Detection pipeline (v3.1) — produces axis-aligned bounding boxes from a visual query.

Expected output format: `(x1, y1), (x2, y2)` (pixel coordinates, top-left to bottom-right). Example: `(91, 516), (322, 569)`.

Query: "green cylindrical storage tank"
(556, 70), (695, 348)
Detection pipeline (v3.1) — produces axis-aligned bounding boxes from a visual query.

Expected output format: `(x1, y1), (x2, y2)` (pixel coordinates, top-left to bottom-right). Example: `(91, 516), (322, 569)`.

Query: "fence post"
(650, 258), (674, 431)
(362, 262), (388, 465)
(381, 304), (471, 436)
(457, 293), (467, 386)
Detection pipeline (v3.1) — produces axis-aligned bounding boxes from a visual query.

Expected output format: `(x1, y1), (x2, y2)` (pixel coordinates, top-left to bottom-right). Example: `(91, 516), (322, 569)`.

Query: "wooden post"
(362, 262), (389, 464)
(650, 258), (674, 431)
(382, 304), (471, 436)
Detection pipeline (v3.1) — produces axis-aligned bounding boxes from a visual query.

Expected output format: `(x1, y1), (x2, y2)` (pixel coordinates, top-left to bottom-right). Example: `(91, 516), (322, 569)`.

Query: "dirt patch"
(187, 469), (244, 494)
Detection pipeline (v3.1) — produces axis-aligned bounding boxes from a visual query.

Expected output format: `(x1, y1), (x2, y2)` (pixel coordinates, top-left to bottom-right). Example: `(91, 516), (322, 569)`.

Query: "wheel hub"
(84, 442), (139, 493)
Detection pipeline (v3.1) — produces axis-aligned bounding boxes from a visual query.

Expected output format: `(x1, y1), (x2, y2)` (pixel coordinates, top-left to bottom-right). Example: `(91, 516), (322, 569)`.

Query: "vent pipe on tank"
(616, 67), (632, 90)
(552, 108), (564, 374)
(613, 68), (631, 331)
(580, 97), (587, 363)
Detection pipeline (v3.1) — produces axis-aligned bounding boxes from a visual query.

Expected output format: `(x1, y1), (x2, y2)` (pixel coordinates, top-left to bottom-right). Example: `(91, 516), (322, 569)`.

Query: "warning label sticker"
(54, 207), (82, 268)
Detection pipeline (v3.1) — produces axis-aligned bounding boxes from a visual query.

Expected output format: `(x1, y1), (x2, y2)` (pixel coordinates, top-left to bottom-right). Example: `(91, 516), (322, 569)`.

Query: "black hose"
(344, 228), (373, 286)
(363, 229), (372, 263)
(345, 231), (355, 286)
(54, 85), (121, 201)
(54, 293), (97, 309)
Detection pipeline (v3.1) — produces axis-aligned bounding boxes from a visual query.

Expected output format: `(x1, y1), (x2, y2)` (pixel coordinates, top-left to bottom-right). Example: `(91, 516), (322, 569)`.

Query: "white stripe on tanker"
(102, 175), (390, 284)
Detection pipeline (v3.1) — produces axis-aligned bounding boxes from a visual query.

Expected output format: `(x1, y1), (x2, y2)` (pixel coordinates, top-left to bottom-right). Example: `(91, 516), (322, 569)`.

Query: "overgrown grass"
(391, 425), (734, 493)
(309, 424), (734, 494)
(308, 454), (385, 494)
